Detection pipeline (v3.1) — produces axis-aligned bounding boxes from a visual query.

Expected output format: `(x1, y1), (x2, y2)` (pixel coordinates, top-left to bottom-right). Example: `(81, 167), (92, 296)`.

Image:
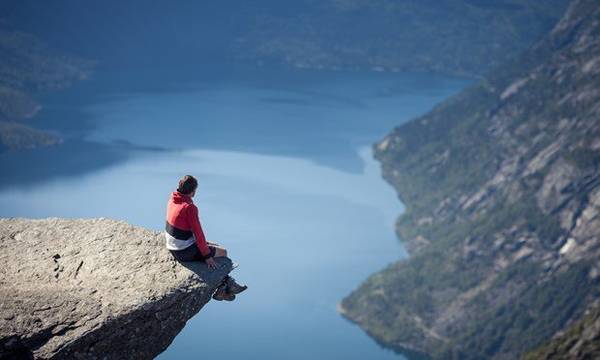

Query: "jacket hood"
(171, 191), (193, 204)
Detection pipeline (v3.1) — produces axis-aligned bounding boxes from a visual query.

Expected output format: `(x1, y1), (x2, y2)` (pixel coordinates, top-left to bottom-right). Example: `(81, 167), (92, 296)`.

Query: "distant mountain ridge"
(2, 1), (567, 77)
(340, 0), (600, 358)
(0, 27), (91, 151)
(231, 0), (568, 77)
(0, 0), (568, 153)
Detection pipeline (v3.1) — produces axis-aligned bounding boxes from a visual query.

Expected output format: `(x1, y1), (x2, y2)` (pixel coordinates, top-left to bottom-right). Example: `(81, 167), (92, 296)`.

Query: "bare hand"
(205, 257), (217, 270)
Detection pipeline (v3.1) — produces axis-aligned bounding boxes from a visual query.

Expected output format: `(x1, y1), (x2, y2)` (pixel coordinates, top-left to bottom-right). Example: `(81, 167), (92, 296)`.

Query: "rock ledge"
(0, 218), (232, 359)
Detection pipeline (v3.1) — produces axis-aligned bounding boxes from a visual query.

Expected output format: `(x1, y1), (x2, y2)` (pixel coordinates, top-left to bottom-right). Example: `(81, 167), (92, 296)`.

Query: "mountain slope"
(524, 303), (600, 360)
(340, 0), (600, 358)
(0, 27), (91, 151)
(2, 0), (567, 78)
(232, 0), (568, 77)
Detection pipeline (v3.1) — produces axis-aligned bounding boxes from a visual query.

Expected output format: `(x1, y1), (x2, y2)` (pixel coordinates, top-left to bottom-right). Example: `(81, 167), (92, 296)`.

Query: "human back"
(164, 175), (212, 258)
(164, 174), (247, 301)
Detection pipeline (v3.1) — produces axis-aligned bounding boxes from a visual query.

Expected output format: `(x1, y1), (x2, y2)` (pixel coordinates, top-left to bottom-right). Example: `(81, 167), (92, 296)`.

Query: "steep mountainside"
(340, 0), (600, 358)
(232, 0), (568, 77)
(524, 303), (600, 360)
(0, 27), (91, 151)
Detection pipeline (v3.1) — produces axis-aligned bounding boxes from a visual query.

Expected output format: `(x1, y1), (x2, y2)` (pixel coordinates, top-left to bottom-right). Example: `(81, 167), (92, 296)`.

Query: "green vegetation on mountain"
(232, 0), (568, 77)
(0, 27), (91, 151)
(524, 303), (600, 360)
(0, 121), (62, 152)
(341, 0), (600, 358)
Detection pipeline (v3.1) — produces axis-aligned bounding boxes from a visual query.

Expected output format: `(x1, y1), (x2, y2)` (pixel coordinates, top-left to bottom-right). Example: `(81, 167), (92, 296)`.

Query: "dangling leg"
(210, 245), (246, 300)
(225, 275), (247, 295)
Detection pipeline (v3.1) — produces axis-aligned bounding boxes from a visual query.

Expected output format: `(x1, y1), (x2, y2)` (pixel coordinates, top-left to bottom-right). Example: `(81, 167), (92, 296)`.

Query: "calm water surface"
(0, 66), (468, 359)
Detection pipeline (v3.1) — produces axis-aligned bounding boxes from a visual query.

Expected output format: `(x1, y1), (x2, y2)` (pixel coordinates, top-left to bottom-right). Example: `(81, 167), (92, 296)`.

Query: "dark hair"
(177, 175), (198, 195)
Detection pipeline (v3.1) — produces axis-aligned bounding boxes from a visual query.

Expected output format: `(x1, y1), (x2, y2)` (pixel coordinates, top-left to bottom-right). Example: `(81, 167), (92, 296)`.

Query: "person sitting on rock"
(165, 174), (247, 301)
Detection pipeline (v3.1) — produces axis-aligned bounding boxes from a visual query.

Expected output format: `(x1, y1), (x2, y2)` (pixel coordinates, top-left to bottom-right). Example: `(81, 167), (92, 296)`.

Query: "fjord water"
(0, 66), (468, 359)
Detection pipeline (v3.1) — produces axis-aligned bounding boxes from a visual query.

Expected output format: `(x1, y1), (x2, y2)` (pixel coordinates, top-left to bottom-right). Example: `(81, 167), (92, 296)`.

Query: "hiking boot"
(212, 284), (235, 301)
(225, 276), (248, 295)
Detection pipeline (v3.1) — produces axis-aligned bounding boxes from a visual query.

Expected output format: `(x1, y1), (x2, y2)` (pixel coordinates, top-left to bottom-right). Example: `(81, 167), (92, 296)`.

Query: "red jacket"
(165, 191), (210, 256)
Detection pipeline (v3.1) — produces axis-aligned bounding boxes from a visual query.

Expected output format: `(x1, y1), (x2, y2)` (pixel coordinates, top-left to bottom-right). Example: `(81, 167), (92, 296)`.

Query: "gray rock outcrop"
(0, 218), (232, 359)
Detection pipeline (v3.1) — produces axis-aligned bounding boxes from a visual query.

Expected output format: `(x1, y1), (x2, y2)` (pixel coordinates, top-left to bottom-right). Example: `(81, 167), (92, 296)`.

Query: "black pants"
(170, 244), (216, 262)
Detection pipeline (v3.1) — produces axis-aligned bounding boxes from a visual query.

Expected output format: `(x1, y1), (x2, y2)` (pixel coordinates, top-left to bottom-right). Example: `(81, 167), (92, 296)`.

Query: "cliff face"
(341, 0), (600, 358)
(0, 218), (232, 360)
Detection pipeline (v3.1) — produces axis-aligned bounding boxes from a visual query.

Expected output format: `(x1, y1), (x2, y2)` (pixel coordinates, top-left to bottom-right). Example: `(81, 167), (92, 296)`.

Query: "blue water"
(0, 66), (468, 359)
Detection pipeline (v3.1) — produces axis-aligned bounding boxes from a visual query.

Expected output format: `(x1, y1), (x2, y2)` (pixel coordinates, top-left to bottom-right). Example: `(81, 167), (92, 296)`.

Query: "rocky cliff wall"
(341, 0), (600, 358)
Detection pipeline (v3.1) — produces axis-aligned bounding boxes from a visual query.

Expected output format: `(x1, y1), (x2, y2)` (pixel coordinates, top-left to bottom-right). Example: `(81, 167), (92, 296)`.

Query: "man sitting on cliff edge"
(165, 174), (247, 301)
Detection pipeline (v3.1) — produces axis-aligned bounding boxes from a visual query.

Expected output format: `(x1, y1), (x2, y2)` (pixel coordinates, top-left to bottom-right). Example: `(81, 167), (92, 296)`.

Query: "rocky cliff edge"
(0, 218), (232, 359)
